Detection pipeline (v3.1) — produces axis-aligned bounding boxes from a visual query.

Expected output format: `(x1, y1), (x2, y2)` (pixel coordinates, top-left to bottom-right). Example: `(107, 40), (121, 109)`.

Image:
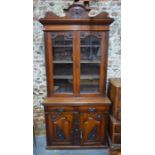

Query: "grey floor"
(34, 135), (109, 155)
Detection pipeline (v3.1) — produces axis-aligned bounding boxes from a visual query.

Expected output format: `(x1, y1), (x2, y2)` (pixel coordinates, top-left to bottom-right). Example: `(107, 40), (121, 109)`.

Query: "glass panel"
(51, 32), (73, 94)
(54, 79), (73, 93)
(81, 64), (100, 77)
(53, 47), (72, 62)
(80, 64), (100, 93)
(80, 32), (102, 94)
(80, 33), (101, 62)
(80, 79), (99, 94)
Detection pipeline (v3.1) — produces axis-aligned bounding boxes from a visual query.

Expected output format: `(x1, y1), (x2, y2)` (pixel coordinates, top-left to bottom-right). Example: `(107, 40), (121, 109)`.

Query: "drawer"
(115, 125), (121, 133)
(112, 134), (121, 144)
(79, 106), (109, 112)
(109, 115), (121, 136)
(116, 109), (121, 121)
(44, 106), (74, 112)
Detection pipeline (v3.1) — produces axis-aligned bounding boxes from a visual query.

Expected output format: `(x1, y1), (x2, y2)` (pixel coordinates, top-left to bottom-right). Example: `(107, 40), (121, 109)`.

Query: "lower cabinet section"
(44, 105), (110, 148)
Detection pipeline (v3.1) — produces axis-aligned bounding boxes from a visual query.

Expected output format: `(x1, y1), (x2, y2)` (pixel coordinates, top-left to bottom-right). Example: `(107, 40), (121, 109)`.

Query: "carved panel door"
(79, 110), (107, 145)
(46, 111), (74, 146)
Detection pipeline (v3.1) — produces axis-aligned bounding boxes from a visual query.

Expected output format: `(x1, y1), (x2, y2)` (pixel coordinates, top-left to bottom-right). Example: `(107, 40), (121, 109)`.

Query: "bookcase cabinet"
(39, 4), (114, 149)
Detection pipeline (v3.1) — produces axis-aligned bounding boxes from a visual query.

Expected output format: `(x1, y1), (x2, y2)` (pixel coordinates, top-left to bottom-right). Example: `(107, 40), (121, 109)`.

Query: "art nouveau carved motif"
(48, 112), (74, 144)
(65, 5), (89, 18)
(79, 111), (106, 144)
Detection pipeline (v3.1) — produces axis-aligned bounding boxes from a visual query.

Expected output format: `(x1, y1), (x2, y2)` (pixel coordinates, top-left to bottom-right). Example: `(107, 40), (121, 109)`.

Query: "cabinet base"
(46, 144), (108, 149)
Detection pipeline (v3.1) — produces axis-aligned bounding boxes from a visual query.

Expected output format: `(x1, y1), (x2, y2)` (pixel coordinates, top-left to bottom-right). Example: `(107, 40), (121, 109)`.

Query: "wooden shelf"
(53, 60), (73, 64)
(80, 75), (100, 79)
(53, 75), (99, 80)
(53, 60), (100, 63)
(81, 45), (100, 47)
(53, 45), (72, 47)
(53, 75), (73, 79)
(80, 60), (100, 63)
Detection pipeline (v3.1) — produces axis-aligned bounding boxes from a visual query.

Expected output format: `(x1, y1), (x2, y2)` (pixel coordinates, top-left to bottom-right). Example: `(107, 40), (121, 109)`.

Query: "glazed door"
(45, 110), (74, 146)
(76, 31), (108, 96)
(45, 31), (108, 96)
(79, 110), (107, 145)
(45, 32), (76, 96)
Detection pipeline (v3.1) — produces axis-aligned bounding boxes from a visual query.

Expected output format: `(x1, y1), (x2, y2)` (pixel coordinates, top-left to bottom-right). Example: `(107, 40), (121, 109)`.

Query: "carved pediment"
(39, 4), (114, 25)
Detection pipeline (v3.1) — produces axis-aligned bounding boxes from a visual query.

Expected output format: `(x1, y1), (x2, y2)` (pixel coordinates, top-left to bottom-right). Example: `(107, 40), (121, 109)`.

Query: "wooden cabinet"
(108, 78), (121, 121)
(44, 97), (111, 149)
(108, 79), (121, 153)
(39, 4), (114, 149)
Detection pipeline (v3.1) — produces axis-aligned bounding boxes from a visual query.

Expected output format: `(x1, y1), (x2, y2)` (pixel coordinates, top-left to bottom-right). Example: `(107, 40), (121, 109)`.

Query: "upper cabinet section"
(39, 4), (114, 29)
(39, 4), (114, 97)
(45, 31), (108, 97)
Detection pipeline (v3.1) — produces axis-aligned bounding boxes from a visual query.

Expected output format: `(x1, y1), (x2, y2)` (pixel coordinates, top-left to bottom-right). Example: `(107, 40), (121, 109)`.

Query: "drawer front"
(44, 106), (74, 112)
(112, 134), (121, 144)
(109, 80), (121, 118)
(109, 115), (121, 136)
(115, 125), (121, 133)
(116, 109), (121, 121)
(79, 106), (109, 112)
(109, 84), (116, 104)
(118, 88), (121, 108)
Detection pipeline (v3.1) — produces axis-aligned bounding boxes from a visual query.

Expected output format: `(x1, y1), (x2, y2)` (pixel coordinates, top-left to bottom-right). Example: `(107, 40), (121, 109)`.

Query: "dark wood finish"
(43, 96), (111, 105)
(76, 32), (81, 95)
(73, 32), (77, 95)
(39, 4), (114, 25)
(45, 111), (74, 146)
(44, 101), (110, 148)
(79, 110), (107, 145)
(46, 145), (108, 149)
(43, 25), (110, 31)
(44, 32), (54, 96)
(100, 32), (107, 93)
(108, 78), (121, 121)
(39, 4), (114, 149)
